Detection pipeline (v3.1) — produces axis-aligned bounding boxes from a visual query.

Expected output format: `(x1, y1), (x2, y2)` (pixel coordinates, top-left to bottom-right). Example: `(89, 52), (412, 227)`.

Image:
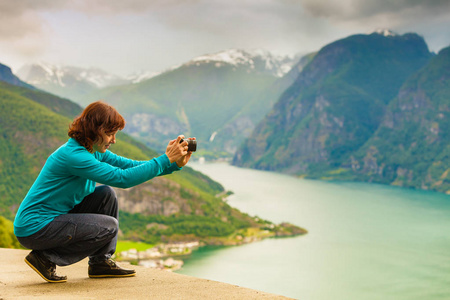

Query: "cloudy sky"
(1, 0), (450, 77)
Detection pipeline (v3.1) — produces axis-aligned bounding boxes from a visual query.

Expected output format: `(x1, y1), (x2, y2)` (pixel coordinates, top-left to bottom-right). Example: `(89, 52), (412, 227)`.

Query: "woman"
(13, 101), (193, 283)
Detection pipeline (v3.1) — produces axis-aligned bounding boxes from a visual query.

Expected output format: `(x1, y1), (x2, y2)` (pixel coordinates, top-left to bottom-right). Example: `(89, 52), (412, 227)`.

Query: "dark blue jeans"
(17, 185), (119, 266)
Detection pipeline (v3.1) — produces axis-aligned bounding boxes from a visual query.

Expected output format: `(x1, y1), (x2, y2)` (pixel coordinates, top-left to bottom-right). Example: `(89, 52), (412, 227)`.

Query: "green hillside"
(0, 81), (82, 119)
(0, 82), (71, 220)
(232, 32), (450, 193)
(345, 46), (450, 193)
(86, 61), (279, 156)
(0, 80), (304, 246)
(0, 216), (20, 248)
(234, 32), (432, 171)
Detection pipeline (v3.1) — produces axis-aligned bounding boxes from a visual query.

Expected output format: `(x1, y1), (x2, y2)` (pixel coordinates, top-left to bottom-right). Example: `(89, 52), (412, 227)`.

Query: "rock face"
(234, 32), (432, 172)
(126, 112), (189, 151)
(115, 177), (193, 216)
(232, 32), (450, 193)
(349, 46), (450, 192)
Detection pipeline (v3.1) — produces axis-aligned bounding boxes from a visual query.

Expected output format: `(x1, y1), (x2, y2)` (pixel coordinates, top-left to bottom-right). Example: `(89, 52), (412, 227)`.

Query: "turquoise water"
(176, 162), (450, 300)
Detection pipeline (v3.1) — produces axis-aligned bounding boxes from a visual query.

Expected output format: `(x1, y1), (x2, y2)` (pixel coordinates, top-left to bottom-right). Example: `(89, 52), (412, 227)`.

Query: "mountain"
(187, 49), (300, 77)
(0, 70), (304, 244)
(85, 49), (301, 156)
(125, 70), (163, 84)
(0, 63), (34, 89)
(232, 32), (444, 191)
(213, 52), (315, 157)
(346, 46), (450, 192)
(16, 62), (129, 103)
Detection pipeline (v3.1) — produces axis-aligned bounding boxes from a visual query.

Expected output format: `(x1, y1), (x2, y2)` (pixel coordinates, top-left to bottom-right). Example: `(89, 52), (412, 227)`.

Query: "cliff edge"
(0, 248), (290, 299)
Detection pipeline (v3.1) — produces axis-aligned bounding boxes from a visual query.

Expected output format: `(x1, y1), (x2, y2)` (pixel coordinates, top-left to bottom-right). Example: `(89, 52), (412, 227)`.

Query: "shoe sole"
(89, 273), (136, 278)
(24, 257), (67, 283)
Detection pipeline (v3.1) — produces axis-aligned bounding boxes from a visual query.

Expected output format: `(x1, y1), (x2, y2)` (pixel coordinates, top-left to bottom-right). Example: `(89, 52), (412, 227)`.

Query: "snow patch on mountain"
(373, 29), (398, 37)
(125, 70), (163, 84)
(186, 49), (300, 77)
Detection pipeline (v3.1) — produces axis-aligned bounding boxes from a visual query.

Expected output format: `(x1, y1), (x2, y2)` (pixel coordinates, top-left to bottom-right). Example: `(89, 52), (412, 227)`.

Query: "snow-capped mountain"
(16, 62), (132, 102)
(16, 49), (300, 104)
(185, 49), (300, 77)
(17, 62), (127, 89)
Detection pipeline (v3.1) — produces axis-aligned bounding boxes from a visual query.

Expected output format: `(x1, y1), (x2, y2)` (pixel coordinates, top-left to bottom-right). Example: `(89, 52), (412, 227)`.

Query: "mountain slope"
(0, 78), (303, 243)
(0, 63), (34, 89)
(203, 52), (315, 157)
(86, 49), (300, 155)
(233, 32), (433, 175)
(346, 46), (450, 193)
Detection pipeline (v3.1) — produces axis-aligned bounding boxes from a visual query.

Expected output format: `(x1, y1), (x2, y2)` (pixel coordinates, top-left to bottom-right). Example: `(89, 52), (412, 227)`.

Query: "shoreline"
(117, 224), (307, 271)
(191, 159), (450, 195)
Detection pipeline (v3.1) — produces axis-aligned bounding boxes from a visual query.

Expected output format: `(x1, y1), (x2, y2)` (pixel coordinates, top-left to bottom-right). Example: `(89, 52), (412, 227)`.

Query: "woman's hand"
(175, 137), (195, 167)
(165, 135), (194, 167)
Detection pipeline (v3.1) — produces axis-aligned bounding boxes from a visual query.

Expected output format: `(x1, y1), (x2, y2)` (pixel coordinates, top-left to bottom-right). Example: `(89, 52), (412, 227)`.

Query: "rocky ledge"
(0, 248), (292, 299)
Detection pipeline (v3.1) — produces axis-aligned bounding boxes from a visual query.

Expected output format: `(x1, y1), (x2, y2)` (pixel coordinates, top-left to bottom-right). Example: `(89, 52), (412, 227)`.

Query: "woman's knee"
(97, 216), (119, 241)
(98, 185), (117, 201)
(107, 217), (119, 235)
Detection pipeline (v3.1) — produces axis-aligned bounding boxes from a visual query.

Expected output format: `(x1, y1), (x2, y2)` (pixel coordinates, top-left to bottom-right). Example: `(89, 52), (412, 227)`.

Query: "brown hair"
(68, 101), (125, 152)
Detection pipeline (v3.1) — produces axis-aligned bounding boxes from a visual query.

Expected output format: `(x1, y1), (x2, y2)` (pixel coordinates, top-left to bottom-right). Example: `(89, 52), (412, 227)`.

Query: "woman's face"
(93, 130), (117, 153)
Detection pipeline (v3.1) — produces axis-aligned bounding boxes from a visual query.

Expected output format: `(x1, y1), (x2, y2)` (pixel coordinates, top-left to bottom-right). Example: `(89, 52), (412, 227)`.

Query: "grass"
(116, 240), (155, 253)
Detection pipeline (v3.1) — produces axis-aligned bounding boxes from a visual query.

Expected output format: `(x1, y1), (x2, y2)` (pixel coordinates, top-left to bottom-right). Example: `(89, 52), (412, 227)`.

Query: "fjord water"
(177, 162), (450, 300)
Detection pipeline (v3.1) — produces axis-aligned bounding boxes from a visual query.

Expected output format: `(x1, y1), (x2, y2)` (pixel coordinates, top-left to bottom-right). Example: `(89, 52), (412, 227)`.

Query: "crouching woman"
(13, 101), (193, 283)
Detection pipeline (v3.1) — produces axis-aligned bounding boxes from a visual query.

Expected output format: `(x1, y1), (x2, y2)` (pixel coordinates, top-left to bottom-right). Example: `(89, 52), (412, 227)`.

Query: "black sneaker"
(25, 251), (67, 283)
(88, 259), (136, 278)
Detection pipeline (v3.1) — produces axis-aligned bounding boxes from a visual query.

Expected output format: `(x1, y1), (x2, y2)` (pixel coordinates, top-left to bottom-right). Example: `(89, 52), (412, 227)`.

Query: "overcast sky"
(1, 0), (449, 77)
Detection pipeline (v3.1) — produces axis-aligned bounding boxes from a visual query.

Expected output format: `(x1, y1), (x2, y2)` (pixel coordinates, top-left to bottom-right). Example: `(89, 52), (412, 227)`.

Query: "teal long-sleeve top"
(14, 138), (181, 237)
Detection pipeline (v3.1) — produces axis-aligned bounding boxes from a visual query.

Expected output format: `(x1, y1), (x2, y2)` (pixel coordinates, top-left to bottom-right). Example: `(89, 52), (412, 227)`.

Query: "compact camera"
(180, 138), (197, 152)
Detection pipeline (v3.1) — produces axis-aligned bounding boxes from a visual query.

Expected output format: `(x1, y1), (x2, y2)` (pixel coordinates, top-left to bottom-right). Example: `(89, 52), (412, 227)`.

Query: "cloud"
(0, 1), (42, 40)
(299, 0), (450, 23)
(0, 0), (183, 41)
(2, 0), (449, 43)
(143, 0), (325, 52)
(71, 0), (200, 14)
(0, 0), (306, 40)
(1, 0), (449, 74)
(0, 0), (67, 58)
(296, 0), (450, 52)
